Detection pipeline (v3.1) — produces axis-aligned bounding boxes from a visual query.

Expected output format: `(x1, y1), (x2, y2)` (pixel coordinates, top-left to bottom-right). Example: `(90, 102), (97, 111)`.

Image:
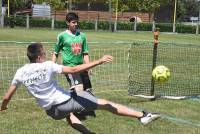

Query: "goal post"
(150, 28), (160, 96)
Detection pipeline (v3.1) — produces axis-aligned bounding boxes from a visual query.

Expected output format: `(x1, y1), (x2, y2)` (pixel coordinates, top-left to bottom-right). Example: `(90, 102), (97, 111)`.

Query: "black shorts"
(65, 71), (92, 90)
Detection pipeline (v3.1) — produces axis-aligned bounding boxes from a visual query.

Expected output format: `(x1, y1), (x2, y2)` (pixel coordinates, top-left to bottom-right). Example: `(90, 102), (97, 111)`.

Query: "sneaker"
(138, 111), (160, 125)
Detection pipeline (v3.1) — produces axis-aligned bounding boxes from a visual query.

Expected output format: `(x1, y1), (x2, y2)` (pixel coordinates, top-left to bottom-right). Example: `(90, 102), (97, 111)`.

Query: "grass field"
(0, 27), (200, 134)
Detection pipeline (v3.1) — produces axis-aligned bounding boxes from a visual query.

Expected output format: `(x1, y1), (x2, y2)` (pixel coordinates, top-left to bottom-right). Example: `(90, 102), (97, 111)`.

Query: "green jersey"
(54, 30), (89, 67)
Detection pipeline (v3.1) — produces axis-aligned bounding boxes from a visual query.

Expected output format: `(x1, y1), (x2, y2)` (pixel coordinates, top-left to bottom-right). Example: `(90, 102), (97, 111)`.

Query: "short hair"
(66, 12), (79, 22)
(27, 43), (43, 63)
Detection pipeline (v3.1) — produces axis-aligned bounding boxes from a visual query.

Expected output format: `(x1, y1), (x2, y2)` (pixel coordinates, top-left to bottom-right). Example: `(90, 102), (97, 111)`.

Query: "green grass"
(0, 27), (200, 134)
(0, 27), (200, 43)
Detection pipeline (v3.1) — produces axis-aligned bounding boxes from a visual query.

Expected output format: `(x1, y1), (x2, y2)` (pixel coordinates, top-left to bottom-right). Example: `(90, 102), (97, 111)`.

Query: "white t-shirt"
(12, 61), (71, 110)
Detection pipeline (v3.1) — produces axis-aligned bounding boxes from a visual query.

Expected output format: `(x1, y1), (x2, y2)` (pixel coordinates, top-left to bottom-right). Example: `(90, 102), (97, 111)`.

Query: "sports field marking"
(161, 114), (200, 128)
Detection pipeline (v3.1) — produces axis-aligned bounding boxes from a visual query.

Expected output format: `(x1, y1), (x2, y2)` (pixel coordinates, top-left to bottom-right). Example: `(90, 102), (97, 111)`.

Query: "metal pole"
(173, 0), (177, 33)
(114, 0), (118, 31)
(0, 0), (2, 16)
(95, 18), (98, 31)
(65, 1), (68, 13)
(87, 2), (90, 20)
(134, 17), (137, 32)
(109, 0), (112, 32)
(0, 0), (2, 26)
(26, 14), (29, 29)
(198, 1), (200, 34)
(150, 28), (160, 96)
(51, 15), (55, 30)
(197, 0), (200, 35)
(152, 20), (155, 32)
(69, 0), (72, 11)
(8, 0), (10, 17)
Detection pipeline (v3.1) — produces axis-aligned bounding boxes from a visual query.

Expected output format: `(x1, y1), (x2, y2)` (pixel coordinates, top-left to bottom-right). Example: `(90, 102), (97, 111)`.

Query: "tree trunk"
(149, 12), (154, 23)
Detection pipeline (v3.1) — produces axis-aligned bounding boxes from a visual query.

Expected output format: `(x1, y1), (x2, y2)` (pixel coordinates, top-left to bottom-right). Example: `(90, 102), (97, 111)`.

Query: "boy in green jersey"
(52, 12), (95, 118)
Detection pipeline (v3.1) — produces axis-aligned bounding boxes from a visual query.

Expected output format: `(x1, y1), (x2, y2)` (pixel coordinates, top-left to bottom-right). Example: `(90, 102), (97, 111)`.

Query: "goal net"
(0, 41), (199, 101)
(128, 41), (200, 98)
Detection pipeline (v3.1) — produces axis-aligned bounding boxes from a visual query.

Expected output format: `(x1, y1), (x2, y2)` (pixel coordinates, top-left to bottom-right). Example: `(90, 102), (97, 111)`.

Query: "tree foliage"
(176, 0), (200, 21)
(33, 0), (66, 10)
(157, 0), (200, 21)
(109, 0), (169, 13)
(11, 0), (200, 22)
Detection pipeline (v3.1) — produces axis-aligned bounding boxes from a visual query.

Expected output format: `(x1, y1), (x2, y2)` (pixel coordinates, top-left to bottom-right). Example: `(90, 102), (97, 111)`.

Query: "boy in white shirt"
(1, 43), (160, 134)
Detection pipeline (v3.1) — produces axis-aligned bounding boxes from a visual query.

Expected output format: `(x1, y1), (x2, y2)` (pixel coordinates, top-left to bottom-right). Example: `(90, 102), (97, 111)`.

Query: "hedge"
(4, 16), (200, 34)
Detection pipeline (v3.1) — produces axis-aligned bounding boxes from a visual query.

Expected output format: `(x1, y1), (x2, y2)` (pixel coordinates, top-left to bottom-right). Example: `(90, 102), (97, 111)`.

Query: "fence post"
(108, 0), (112, 32)
(0, 0), (1, 26)
(152, 20), (155, 32)
(0, 14), (4, 27)
(26, 14), (29, 29)
(95, 18), (98, 31)
(134, 17), (137, 32)
(114, 20), (117, 32)
(51, 15), (55, 30)
(196, 24), (199, 35)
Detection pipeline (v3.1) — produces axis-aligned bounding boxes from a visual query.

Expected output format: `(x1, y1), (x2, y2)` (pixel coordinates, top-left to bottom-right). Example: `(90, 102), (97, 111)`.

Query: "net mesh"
(0, 41), (199, 100)
(0, 41), (130, 100)
(128, 42), (200, 97)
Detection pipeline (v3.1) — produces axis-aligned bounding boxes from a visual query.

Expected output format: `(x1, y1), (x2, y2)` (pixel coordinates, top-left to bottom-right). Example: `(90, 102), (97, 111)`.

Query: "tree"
(106, 0), (170, 22)
(176, 0), (199, 21)
(129, 0), (170, 22)
(33, 0), (66, 10)
(155, 0), (200, 22)
(13, 0), (32, 11)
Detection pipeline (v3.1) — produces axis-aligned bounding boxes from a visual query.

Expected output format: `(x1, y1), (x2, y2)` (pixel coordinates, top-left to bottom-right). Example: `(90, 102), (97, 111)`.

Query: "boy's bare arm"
(1, 85), (18, 111)
(62, 55), (113, 74)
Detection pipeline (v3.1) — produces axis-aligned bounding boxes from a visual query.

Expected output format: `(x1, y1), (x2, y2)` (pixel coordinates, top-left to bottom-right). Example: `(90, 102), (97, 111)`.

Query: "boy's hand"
(99, 55), (113, 64)
(0, 107), (8, 112)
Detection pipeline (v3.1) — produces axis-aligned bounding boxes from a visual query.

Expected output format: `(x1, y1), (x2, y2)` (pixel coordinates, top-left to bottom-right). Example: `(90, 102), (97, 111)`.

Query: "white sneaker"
(139, 111), (160, 125)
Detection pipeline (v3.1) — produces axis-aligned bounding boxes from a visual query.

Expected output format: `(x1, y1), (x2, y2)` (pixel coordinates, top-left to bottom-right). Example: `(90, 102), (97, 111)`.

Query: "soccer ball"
(152, 65), (170, 83)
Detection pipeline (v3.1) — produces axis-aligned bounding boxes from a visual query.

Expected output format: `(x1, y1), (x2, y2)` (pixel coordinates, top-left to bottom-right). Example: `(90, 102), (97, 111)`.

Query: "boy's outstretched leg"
(97, 99), (160, 125)
(66, 113), (95, 134)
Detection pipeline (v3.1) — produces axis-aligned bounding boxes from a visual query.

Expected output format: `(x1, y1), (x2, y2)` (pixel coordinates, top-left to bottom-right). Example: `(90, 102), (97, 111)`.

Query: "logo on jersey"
(23, 69), (47, 86)
(71, 43), (82, 55)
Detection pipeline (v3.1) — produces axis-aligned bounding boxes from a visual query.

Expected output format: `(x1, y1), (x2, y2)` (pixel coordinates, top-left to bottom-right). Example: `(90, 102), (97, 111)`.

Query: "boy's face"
(67, 20), (78, 32)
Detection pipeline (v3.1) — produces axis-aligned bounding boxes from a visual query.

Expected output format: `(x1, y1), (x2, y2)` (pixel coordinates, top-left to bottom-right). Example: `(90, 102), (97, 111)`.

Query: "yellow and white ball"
(152, 65), (170, 83)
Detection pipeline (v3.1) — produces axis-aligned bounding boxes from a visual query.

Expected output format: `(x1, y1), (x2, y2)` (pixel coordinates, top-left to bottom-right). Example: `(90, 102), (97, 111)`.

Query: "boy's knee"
(97, 99), (109, 105)
(73, 84), (84, 92)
